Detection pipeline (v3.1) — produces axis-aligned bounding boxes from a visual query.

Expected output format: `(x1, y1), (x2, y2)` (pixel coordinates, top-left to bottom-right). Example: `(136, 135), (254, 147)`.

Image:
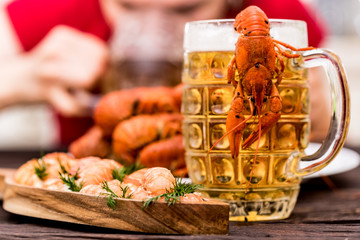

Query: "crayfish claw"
(242, 111), (280, 149)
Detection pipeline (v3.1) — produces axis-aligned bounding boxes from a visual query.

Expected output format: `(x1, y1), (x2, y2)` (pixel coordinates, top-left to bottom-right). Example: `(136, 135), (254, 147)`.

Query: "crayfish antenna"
(245, 106), (262, 193)
(273, 39), (315, 52)
(207, 115), (252, 155)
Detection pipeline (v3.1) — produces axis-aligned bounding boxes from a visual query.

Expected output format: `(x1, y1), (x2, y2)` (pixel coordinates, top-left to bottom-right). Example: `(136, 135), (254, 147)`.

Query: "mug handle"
(290, 49), (350, 177)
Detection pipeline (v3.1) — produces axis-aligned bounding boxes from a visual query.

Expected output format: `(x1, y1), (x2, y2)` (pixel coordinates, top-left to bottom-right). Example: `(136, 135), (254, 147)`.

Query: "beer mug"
(181, 19), (350, 221)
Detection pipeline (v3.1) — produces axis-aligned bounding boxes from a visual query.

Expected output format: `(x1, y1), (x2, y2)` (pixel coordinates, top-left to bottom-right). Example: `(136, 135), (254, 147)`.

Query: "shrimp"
(94, 86), (182, 136)
(112, 113), (182, 164)
(14, 152), (75, 186)
(80, 184), (104, 195)
(128, 186), (152, 200)
(69, 126), (110, 159)
(69, 156), (102, 175)
(139, 135), (185, 171)
(123, 168), (148, 186)
(179, 192), (204, 203)
(14, 159), (44, 187)
(43, 152), (77, 177)
(80, 180), (151, 201)
(77, 159), (122, 186)
(42, 178), (69, 191)
(80, 179), (123, 196)
(142, 167), (175, 196)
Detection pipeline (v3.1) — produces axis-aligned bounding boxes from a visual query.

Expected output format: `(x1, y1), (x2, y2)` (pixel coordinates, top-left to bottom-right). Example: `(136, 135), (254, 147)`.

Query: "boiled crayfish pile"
(69, 84), (186, 176)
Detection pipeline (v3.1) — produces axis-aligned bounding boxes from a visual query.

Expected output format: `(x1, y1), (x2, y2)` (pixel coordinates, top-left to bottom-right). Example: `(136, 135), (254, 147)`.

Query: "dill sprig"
(102, 181), (118, 209)
(143, 178), (202, 209)
(34, 158), (48, 180)
(101, 181), (133, 210)
(59, 169), (83, 192)
(112, 163), (145, 182)
(119, 185), (133, 198)
(57, 159), (68, 174)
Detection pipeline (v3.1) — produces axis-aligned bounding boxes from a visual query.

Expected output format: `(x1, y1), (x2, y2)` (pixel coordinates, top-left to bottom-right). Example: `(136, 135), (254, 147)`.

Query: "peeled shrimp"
(42, 178), (69, 191)
(179, 192), (204, 203)
(80, 180), (149, 200)
(69, 156), (102, 175)
(142, 167), (175, 196)
(123, 168), (148, 186)
(14, 152), (75, 186)
(80, 179), (122, 196)
(43, 153), (77, 178)
(14, 159), (44, 187)
(126, 183), (152, 200)
(77, 159), (122, 186)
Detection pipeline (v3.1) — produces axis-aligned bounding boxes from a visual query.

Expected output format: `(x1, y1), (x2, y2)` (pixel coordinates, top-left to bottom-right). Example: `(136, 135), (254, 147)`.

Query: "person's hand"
(33, 25), (109, 115)
(0, 25), (109, 116)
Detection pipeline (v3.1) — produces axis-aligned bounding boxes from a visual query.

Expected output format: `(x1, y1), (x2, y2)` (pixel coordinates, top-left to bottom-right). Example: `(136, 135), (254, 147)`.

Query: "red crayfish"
(210, 6), (314, 184)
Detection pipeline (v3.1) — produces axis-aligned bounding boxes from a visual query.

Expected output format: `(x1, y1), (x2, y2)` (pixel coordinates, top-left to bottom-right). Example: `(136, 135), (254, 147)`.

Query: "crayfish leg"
(227, 55), (238, 87)
(226, 113), (245, 159)
(273, 39), (315, 52)
(225, 96), (252, 158)
(275, 52), (285, 86)
(242, 84), (282, 149)
(274, 40), (315, 59)
(208, 96), (249, 156)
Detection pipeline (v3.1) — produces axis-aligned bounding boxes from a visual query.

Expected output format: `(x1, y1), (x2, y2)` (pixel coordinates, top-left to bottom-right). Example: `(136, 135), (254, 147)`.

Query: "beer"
(182, 50), (310, 221)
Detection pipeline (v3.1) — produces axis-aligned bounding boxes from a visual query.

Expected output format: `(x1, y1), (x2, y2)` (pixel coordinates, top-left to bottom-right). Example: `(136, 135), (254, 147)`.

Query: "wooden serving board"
(0, 168), (16, 199)
(3, 177), (229, 235)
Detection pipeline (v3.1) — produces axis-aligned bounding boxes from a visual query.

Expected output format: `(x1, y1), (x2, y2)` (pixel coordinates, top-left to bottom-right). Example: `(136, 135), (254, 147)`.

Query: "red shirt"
(7, 0), (111, 50)
(6, 0), (326, 146)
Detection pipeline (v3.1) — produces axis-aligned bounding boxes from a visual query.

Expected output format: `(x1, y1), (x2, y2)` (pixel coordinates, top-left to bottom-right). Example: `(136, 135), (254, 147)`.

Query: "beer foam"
(183, 19), (308, 51)
(269, 19), (309, 48)
(183, 20), (237, 51)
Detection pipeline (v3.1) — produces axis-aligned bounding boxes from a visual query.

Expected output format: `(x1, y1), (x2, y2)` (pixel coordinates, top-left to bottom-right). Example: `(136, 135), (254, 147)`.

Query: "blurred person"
(0, 0), (328, 147)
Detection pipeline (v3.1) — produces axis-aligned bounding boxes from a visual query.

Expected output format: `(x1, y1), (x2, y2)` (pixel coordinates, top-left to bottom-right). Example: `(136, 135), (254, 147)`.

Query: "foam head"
(183, 19), (309, 52)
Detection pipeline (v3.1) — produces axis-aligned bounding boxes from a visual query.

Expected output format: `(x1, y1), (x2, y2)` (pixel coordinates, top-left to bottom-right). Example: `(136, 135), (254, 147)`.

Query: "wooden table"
(0, 148), (359, 239)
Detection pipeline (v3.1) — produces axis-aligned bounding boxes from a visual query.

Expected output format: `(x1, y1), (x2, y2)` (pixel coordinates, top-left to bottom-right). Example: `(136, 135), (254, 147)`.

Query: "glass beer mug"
(181, 19), (350, 221)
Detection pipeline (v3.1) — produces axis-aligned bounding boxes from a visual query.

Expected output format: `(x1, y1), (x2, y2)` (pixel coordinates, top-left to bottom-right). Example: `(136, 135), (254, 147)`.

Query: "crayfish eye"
(263, 96), (267, 103)
(234, 27), (237, 31)
(251, 97), (255, 103)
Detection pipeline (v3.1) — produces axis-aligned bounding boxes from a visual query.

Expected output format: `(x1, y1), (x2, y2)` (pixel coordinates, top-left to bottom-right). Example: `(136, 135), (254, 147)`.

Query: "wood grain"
(0, 168), (16, 199)
(3, 177), (229, 235)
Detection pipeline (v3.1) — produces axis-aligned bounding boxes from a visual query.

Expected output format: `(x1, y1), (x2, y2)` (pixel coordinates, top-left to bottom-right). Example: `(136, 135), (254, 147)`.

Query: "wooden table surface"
(0, 148), (359, 239)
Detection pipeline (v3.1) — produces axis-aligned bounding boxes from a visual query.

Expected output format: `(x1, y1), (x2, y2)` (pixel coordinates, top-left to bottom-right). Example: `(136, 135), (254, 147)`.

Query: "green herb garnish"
(102, 181), (118, 209)
(143, 178), (202, 209)
(59, 169), (83, 192)
(120, 185), (133, 199)
(101, 181), (133, 209)
(34, 158), (48, 180)
(112, 163), (145, 182)
(58, 159), (68, 174)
